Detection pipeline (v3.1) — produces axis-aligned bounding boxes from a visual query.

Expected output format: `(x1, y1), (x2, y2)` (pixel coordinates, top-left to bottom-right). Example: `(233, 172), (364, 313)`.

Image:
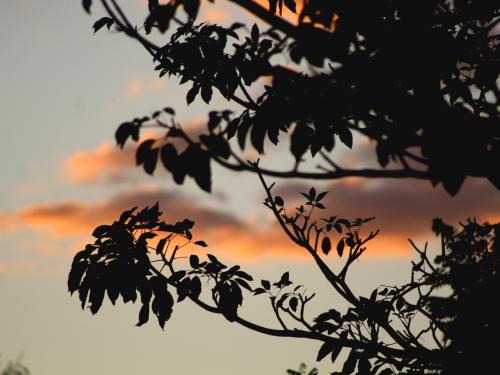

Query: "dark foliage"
(86, 0), (497, 195)
(71, 0), (499, 374)
(69, 176), (500, 373)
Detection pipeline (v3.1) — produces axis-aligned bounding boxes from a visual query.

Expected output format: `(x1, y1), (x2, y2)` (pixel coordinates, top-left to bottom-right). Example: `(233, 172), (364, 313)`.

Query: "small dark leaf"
(316, 191), (328, 202)
(342, 350), (358, 374)
(251, 23), (259, 43)
(235, 278), (252, 291)
(207, 254), (219, 263)
(201, 85), (213, 104)
(338, 127), (353, 148)
(183, 0), (200, 19)
(92, 225), (111, 238)
(136, 304), (150, 326)
(235, 270), (253, 281)
(189, 277), (202, 299)
(284, 0), (296, 13)
(253, 287), (267, 295)
(261, 279), (271, 290)
(316, 342), (336, 361)
(321, 237), (332, 255)
(156, 237), (168, 255)
(279, 271), (290, 285)
(289, 296), (298, 312)
(82, 0), (92, 14)
(190, 254), (200, 268)
(275, 196), (284, 206)
(336, 239), (345, 257)
(186, 85), (200, 104)
(136, 139), (158, 175)
(194, 240), (208, 247)
(115, 122), (136, 148)
(93, 17), (114, 33)
(309, 187), (316, 201)
(163, 107), (175, 115)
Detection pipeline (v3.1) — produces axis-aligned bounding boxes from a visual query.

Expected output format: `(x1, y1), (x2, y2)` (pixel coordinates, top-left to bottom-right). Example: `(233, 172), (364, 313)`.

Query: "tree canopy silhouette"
(69, 0), (499, 374)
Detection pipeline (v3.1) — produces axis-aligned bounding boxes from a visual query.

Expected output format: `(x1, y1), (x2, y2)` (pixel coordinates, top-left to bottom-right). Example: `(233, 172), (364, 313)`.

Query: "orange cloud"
(64, 143), (134, 184)
(203, 8), (231, 24)
(127, 77), (165, 97)
(12, 184), (421, 263)
(128, 79), (144, 96)
(0, 212), (18, 232)
(277, 177), (500, 252)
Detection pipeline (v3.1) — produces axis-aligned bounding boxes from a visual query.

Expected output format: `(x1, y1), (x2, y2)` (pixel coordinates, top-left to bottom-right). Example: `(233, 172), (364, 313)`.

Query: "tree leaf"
(338, 127), (353, 148)
(321, 237), (332, 255)
(316, 341), (336, 361)
(93, 17), (114, 33)
(186, 85), (199, 104)
(201, 85), (213, 104)
(190, 254), (199, 268)
(82, 0), (92, 14)
(289, 296), (298, 312)
(136, 303), (150, 326)
(284, 0), (296, 13)
(336, 239), (345, 257)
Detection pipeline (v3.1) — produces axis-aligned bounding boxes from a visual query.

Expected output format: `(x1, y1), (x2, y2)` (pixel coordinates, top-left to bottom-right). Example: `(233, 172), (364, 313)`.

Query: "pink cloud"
(276, 177), (500, 253)
(14, 187), (301, 261)
(11, 182), (435, 261)
(64, 143), (134, 184)
(128, 78), (144, 96)
(0, 212), (18, 232)
(63, 119), (207, 185)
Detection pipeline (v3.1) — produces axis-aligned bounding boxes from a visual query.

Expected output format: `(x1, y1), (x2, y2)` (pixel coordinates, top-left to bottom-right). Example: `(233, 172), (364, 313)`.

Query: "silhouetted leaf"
(190, 254), (199, 268)
(82, 0), (92, 14)
(136, 139), (158, 175)
(186, 85), (199, 104)
(322, 237), (332, 255)
(201, 85), (213, 104)
(251, 23), (259, 43)
(136, 303), (150, 326)
(93, 17), (114, 33)
(235, 278), (252, 291)
(92, 225), (111, 238)
(115, 122), (137, 148)
(284, 0), (296, 13)
(316, 342), (336, 361)
(253, 287), (267, 295)
(289, 296), (298, 311)
(342, 350), (358, 374)
(336, 239), (345, 257)
(183, 0), (200, 19)
(275, 196), (284, 206)
(338, 128), (353, 149)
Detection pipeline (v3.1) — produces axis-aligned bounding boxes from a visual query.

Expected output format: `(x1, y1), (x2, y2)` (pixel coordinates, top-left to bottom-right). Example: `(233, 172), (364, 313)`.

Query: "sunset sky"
(1, 1), (499, 374)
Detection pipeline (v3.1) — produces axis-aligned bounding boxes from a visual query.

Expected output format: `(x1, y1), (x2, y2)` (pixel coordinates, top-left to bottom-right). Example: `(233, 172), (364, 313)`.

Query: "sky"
(1, 1), (499, 374)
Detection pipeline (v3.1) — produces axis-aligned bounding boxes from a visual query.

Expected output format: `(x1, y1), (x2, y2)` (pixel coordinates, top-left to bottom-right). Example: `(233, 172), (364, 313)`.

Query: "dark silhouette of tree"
(86, 0), (498, 195)
(70, 0), (499, 374)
